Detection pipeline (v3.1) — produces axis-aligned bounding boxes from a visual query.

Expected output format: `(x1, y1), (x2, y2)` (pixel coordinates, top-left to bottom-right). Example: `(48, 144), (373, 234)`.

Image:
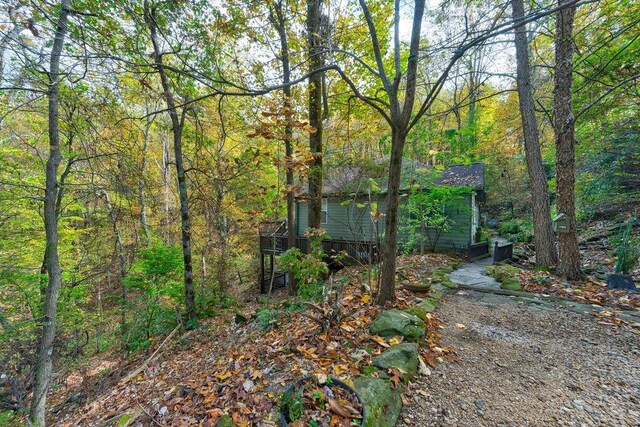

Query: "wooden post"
(260, 253), (266, 294)
(270, 254), (274, 283)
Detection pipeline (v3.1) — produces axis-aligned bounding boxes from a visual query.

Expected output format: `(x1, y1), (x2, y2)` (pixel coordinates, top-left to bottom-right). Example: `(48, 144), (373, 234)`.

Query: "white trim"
(321, 198), (328, 224)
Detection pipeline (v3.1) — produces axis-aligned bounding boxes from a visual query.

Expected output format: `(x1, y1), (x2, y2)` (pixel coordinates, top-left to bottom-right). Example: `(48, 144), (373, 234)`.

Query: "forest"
(0, 0), (639, 426)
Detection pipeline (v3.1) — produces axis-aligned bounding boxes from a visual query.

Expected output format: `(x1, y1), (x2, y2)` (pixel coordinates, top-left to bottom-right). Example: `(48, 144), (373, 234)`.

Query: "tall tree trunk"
(139, 111), (152, 241)
(554, 1), (581, 279)
(378, 129), (406, 304)
(376, 0), (425, 305)
(270, 0), (297, 295)
(29, 1), (70, 425)
(145, 2), (196, 327)
(307, 0), (323, 229)
(161, 133), (172, 239)
(512, 0), (558, 267)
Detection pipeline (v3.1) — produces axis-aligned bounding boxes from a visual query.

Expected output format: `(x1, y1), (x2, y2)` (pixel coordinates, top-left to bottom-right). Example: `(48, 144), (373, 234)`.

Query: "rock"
(234, 313), (248, 324)
(403, 298), (437, 321)
(404, 305), (428, 321)
(500, 278), (522, 291)
(474, 399), (486, 411)
(371, 343), (419, 380)
(607, 274), (637, 291)
(418, 300), (437, 313)
(355, 377), (402, 427)
(440, 278), (459, 289)
(429, 287), (445, 300)
(369, 310), (425, 340)
(486, 264), (521, 282)
(436, 265), (455, 274)
(216, 415), (236, 427)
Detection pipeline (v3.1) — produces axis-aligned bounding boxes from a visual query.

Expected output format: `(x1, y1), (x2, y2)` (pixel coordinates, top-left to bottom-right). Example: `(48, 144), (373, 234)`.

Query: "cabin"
(259, 159), (488, 291)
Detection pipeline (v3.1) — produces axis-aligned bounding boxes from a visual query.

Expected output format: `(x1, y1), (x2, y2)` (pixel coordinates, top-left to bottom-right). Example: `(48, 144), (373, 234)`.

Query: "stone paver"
(447, 257), (500, 289)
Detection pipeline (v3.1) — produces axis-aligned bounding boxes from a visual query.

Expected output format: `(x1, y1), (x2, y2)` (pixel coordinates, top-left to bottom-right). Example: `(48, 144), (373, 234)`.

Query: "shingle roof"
(433, 162), (485, 189)
(300, 159), (484, 197)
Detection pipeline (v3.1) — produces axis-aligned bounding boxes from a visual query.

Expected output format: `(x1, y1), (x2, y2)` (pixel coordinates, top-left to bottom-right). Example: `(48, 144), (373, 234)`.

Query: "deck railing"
(493, 241), (513, 263)
(467, 241), (490, 261)
(258, 222), (378, 265)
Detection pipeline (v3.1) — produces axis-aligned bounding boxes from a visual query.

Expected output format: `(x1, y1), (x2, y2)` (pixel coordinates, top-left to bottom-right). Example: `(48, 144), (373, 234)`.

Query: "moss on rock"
(369, 309), (425, 340)
(500, 277), (522, 291)
(354, 377), (402, 427)
(371, 343), (419, 380)
(486, 264), (521, 282)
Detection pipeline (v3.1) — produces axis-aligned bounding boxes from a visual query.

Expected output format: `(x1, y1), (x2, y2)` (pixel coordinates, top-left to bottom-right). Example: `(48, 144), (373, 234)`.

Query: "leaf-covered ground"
(49, 255), (455, 426)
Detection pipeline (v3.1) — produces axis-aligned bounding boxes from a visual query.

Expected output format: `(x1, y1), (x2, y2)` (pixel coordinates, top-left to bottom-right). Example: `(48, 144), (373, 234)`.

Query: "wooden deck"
(258, 221), (378, 292)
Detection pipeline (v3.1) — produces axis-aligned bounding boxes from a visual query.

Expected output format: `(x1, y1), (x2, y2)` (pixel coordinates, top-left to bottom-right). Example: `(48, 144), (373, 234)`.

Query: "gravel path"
(401, 290), (640, 427)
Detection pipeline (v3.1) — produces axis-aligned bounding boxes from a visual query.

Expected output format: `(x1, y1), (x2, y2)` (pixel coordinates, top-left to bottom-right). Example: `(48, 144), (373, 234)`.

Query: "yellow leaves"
(296, 345), (318, 359)
(340, 323), (355, 333)
(388, 335), (404, 346)
(214, 371), (232, 381)
(361, 294), (371, 304)
(371, 335), (390, 348)
(332, 364), (349, 376)
(371, 335), (403, 348)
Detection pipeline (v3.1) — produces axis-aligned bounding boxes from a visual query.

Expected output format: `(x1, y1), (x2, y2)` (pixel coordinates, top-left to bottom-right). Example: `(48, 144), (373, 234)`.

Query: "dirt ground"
(400, 290), (640, 427)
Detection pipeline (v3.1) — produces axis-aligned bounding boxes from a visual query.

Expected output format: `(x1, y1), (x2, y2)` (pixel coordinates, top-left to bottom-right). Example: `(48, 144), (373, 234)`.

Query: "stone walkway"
(447, 256), (500, 289)
(446, 255), (640, 322)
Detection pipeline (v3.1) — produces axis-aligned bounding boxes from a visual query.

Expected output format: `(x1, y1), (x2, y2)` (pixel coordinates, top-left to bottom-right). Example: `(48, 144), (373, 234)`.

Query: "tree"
(269, 0), (297, 295)
(143, 0), (196, 326)
(306, 0), (324, 230)
(554, 0), (581, 279)
(29, 1), (70, 424)
(511, 0), (558, 267)
(337, 0), (586, 304)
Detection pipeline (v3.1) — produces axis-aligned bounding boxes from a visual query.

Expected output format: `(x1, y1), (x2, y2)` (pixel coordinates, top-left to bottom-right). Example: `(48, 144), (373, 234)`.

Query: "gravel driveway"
(400, 290), (640, 427)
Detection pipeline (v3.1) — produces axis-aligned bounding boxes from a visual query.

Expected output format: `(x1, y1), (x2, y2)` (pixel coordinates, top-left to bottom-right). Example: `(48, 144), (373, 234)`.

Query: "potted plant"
(280, 375), (364, 426)
(608, 217), (638, 291)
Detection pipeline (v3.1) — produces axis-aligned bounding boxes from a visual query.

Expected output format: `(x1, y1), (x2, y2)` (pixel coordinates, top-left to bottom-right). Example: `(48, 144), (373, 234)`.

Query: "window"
(321, 198), (328, 224)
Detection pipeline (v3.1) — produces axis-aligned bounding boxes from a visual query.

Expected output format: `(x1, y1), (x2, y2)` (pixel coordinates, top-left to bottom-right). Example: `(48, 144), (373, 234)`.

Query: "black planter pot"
(279, 376), (365, 426)
(607, 273), (637, 291)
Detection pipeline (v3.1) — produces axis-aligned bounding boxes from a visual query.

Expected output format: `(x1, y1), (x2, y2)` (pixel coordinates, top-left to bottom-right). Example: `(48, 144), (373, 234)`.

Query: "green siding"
(296, 198), (380, 241)
(295, 193), (475, 253)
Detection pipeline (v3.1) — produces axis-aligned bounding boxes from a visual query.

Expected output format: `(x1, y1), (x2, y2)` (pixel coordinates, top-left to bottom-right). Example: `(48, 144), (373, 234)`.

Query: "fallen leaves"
(52, 256), (459, 426)
(389, 368), (403, 389)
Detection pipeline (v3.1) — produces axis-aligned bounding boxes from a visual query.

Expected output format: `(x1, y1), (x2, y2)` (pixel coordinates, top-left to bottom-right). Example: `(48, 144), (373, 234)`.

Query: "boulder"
(440, 277), (458, 289)
(500, 277), (522, 291)
(419, 299), (437, 313)
(369, 309), (425, 340)
(371, 343), (419, 380)
(403, 305), (427, 321)
(404, 299), (436, 321)
(486, 264), (520, 282)
(429, 286), (445, 300)
(354, 377), (402, 427)
(607, 274), (637, 291)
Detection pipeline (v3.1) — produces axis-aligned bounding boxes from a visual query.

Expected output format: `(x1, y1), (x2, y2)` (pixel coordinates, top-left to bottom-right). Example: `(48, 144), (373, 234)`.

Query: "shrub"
(400, 185), (472, 254)
(612, 217), (639, 274)
(124, 242), (184, 350)
(255, 309), (278, 330)
(278, 229), (329, 300)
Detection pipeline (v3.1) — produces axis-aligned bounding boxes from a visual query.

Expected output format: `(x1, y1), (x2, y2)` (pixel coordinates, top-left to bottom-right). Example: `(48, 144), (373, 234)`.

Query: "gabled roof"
(299, 159), (484, 197)
(433, 162), (485, 189)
